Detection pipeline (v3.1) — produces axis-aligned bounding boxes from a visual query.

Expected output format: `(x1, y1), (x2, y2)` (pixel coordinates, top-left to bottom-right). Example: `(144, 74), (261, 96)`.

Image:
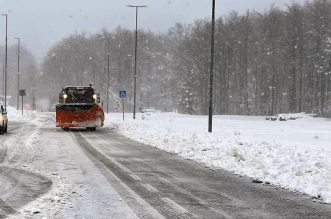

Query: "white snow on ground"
(6, 105), (37, 122)
(6, 106), (24, 121)
(107, 112), (331, 203)
(2, 112), (138, 218)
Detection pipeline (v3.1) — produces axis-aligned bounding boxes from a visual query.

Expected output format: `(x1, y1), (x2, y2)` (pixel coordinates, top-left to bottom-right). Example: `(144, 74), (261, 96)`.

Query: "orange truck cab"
(56, 85), (104, 131)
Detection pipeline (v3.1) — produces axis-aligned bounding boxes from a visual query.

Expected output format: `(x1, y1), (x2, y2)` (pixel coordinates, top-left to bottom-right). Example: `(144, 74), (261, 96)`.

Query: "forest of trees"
(18, 0), (331, 115)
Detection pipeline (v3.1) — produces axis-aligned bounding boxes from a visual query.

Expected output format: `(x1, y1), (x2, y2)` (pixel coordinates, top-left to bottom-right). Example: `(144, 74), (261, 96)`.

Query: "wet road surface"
(72, 129), (331, 219)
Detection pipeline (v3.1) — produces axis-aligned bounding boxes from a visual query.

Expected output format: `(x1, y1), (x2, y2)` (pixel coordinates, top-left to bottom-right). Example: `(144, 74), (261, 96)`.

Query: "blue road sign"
(119, 90), (127, 98)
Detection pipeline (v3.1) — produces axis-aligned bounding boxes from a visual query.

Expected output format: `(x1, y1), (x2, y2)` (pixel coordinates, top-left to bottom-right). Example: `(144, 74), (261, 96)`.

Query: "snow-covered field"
(106, 112), (331, 203)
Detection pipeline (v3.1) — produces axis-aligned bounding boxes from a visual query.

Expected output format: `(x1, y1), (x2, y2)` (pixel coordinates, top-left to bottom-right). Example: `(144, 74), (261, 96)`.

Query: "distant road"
(73, 128), (331, 219)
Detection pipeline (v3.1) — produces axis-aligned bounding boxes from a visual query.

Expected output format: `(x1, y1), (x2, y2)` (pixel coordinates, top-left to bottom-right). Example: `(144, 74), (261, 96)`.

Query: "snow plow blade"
(56, 103), (104, 128)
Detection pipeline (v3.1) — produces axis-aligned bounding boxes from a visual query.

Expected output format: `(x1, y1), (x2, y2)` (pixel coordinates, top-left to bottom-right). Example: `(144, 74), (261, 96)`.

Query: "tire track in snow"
(0, 147), (7, 164)
(72, 132), (170, 219)
(0, 122), (52, 218)
(0, 122), (28, 164)
(0, 167), (52, 218)
(0, 198), (17, 218)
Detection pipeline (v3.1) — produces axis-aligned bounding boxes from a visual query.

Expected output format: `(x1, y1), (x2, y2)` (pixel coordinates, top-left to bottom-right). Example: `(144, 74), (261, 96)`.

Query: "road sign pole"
(119, 90), (127, 121)
(21, 95), (23, 115)
(122, 98), (124, 121)
(19, 89), (26, 115)
(33, 96), (35, 111)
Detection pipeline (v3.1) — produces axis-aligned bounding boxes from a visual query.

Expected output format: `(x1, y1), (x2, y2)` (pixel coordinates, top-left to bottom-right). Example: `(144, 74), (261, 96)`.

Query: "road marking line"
(73, 133), (165, 219)
(79, 133), (133, 173)
(130, 174), (142, 181)
(143, 184), (159, 193)
(80, 132), (144, 182)
(113, 160), (131, 173)
(158, 176), (231, 218)
(87, 135), (127, 154)
(77, 132), (232, 219)
(161, 197), (188, 214)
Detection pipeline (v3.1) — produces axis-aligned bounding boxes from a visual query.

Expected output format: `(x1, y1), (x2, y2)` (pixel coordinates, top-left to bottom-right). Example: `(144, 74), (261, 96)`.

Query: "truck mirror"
(59, 93), (63, 103)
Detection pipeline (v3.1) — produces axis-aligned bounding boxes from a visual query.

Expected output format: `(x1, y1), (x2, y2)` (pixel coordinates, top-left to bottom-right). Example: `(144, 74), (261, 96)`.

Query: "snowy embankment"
(106, 112), (331, 203)
(7, 106), (25, 121)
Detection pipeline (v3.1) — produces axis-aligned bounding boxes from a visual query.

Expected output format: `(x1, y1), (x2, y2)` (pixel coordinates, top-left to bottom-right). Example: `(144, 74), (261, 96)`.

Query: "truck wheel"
(63, 127), (69, 131)
(4, 124), (7, 133)
(86, 127), (96, 131)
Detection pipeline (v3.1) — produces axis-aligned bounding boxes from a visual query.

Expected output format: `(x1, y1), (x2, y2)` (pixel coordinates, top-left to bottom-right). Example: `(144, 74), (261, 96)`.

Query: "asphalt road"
(72, 128), (331, 219)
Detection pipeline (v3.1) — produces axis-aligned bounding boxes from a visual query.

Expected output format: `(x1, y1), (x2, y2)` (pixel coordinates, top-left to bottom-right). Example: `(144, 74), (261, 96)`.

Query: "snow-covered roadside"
(6, 105), (33, 122)
(2, 112), (137, 218)
(107, 112), (331, 203)
(4, 121), (74, 218)
(6, 106), (24, 121)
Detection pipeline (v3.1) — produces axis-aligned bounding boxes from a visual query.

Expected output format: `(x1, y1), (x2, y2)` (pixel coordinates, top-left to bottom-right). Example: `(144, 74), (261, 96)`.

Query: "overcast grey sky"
(0, 0), (307, 62)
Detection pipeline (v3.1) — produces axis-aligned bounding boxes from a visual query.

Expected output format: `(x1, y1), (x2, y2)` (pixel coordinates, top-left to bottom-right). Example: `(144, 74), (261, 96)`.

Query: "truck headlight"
(93, 94), (97, 100)
(63, 94), (68, 99)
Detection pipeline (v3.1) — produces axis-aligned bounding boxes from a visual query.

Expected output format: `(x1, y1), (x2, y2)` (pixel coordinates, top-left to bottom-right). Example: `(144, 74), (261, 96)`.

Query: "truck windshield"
(65, 88), (94, 103)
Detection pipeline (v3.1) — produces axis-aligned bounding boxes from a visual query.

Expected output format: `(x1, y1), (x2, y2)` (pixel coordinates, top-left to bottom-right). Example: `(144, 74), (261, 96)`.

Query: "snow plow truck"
(56, 85), (104, 131)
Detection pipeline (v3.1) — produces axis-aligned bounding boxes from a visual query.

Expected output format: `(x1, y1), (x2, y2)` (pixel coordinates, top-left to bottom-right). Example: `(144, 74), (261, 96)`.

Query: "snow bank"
(7, 106), (24, 121)
(6, 105), (37, 122)
(106, 112), (331, 203)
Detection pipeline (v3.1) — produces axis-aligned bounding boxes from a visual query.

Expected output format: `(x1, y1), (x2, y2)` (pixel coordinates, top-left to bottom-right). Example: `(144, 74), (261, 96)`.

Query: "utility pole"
(2, 64), (4, 99)
(106, 38), (110, 114)
(2, 14), (8, 111)
(127, 5), (147, 119)
(208, 0), (216, 133)
(16, 37), (20, 110)
(32, 95), (35, 111)
(21, 93), (23, 115)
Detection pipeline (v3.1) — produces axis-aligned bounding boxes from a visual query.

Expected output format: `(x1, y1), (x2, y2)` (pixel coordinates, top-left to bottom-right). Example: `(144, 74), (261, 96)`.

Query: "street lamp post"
(2, 14), (8, 111)
(2, 64), (4, 99)
(16, 37), (20, 110)
(97, 34), (111, 114)
(208, 0), (216, 133)
(106, 37), (110, 114)
(127, 5), (147, 120)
